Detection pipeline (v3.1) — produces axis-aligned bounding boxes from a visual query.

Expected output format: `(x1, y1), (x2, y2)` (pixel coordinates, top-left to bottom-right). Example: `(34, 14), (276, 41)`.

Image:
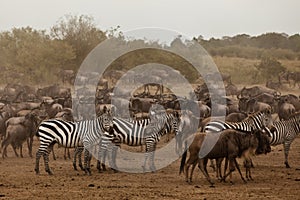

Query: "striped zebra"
(143, 110), (179, 172)
(34, 111), (113, 175)
(72, 118), (151, 172)
(265, 112), (300, 168)
(204, 109), (273, 134)
(96, 109), (179, 172)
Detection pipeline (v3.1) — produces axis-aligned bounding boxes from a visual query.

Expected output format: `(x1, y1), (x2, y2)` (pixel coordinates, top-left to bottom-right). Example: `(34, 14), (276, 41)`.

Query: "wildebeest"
(238, 98), (271, 114)
(279, 94), (300, 111)
(240, 85), (280, 98)
(225, 112), (248, 122)
(2, 112), (40, 158)
(276, 97), (296, 120)
(179, 129), (271, 186)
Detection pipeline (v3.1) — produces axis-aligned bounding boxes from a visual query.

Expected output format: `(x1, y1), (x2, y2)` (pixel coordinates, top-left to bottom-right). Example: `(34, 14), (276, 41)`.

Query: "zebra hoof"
(46, 170), (53, 175)
(85, 169), (92, 176)
(79, 164), (84, 171)
(73, 164), (78, 171)
(285, 162), (291, 168)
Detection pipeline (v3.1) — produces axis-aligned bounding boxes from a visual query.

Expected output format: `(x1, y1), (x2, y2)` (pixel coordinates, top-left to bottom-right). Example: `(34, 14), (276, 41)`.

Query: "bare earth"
(1, 137), (300, 200)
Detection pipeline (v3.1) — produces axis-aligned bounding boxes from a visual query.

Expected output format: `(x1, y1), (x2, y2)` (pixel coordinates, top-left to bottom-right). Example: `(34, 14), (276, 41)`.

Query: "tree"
(50, 14), (107, 68)
(254, 57), (285, 80)
(0, 27), (75, 84)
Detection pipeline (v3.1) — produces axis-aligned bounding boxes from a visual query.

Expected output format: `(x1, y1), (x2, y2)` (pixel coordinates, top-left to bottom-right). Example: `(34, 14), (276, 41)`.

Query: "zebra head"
(247, 108), (273, 131)
(98, 109), (114, 133)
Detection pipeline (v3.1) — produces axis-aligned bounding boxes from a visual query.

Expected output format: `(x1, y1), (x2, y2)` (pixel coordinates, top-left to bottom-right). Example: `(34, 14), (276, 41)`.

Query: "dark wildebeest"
(276, 96), (296, 121)
(2, 112), (40, 158)
(179, 129), (271, 186)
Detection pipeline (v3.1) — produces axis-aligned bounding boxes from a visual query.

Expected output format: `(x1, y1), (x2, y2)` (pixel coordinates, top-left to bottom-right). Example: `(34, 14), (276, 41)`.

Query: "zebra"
(142, 110), (179, 172)
(204, 109), (273, 133)
(34, 111), (113, 175)
(265, 112), (300, 168)
(71, 118), (151, 172)
(202, 109), (273, 178)
(95, 109), (179, 172)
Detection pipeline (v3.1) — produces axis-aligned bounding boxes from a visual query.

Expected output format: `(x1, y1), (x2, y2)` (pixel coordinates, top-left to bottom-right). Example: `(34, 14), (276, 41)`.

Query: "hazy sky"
(1, 0), (299, 39)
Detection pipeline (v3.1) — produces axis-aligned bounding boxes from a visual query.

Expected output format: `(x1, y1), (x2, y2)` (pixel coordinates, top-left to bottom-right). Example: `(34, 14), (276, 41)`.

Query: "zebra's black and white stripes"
(204, 110), (273, 133)
(265, 112), (300, 168)
(96, 110), (179, 172)
(35, 111), (113, 175)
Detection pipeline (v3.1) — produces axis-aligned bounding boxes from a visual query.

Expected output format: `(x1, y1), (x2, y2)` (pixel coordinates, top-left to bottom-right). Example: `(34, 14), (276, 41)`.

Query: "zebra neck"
(227, 118), (258, 132)
(75, 119), (102, 138)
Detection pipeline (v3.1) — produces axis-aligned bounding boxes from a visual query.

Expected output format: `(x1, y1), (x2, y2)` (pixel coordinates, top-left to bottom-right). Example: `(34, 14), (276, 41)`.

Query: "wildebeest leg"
(209, 159), (216, 171)
(2, 139), (10, 158)
(198, 158), (214, 186)
(223, 158), (236, 184)
(216, 157), (224, 180)
(184, 162), (191, 183)
(188, 162), (198, 183)
(244, 159), (253, 181)
(221, 157), (229, 182)
(28, 136), (33, 157)
(184, 154), (198, 183)
(283, 142), (291, 168)
(19, 144), (23, 158)
(12, 143), (19, 157)
(234, 158), (246, 183)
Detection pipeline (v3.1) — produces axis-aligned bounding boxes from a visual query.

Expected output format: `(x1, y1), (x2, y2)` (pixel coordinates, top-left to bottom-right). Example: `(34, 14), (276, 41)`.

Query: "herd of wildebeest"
(0, 68), (300, 186)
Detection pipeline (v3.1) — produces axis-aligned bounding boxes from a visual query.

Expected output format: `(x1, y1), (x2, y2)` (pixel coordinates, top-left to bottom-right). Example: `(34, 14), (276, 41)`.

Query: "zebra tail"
(179, 150), (187, 175)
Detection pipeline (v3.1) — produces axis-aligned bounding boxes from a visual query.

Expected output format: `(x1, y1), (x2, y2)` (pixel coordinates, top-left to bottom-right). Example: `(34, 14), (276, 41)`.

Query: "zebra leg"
(110, 144), (119, 172)
(73, 147), (83, 170)
(283, 142), (291, 168)
(149, 151), (156, 172)
(78, 147), (84, 171)
(64, 148), (67, 160)
(35, 150), (42, 174)
(83, 150), (92, 175)
(42, 153), (53, 175)
(73, 148), (78, 170)
(142, 152), (149, 173)
(48, 142), (56, 160)
(97, 144), (107, 173)
(149, 143), (157, 172)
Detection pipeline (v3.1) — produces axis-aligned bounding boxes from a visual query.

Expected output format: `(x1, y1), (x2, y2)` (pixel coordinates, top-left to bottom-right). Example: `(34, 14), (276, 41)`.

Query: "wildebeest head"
(254, 129), (271, 155)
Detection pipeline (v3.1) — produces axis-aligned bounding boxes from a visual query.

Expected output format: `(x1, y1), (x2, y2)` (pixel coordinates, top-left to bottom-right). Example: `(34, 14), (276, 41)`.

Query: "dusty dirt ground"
(1, 136), (300, 200)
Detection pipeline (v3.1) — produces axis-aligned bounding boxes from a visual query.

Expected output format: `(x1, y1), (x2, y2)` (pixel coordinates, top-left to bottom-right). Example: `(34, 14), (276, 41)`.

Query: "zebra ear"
(150, 111), (155, 116)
